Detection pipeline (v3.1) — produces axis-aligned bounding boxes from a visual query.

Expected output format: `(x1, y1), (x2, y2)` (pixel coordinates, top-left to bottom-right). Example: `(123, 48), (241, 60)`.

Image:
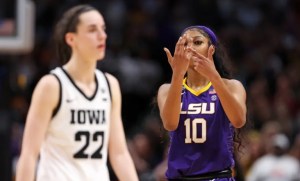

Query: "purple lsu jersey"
(166, 79), (235, 179)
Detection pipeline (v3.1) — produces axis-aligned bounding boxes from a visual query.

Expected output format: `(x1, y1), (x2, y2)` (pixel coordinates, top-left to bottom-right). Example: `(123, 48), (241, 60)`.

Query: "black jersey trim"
(60, 67), (98, 101)
(169, 168), (232, 180)
(103, 73), (112, 102)
(50, 73), (62, 118)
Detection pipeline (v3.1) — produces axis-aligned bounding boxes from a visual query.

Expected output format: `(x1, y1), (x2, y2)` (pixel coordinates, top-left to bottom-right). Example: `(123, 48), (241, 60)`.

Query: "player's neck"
(63, 59), (96, 84)
(186, 74), (210, 91)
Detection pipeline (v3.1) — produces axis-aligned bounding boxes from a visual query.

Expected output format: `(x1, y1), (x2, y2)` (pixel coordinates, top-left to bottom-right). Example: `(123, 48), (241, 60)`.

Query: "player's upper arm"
(224, 79), (247, 127)
(226, 79), (246, 112)
(104, 73), (121, 115)
(104, 73), (127, 154)
(157, 83), (170, 116)
(21, 74), (60, 156)
(105, 73), (139, 181)
(226, 79), (246, 102)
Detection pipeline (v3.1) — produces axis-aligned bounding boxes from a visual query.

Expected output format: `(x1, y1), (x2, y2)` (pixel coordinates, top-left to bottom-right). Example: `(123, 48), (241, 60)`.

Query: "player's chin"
(96, 52), (105, 60)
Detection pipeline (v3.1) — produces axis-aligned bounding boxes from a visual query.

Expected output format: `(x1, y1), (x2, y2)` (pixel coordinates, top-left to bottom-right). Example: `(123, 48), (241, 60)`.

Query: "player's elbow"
(160, 112), (180, 131)
(162, 120), (178, 131)
(163, 124), (177, 131)
(232, 117), (246, 128)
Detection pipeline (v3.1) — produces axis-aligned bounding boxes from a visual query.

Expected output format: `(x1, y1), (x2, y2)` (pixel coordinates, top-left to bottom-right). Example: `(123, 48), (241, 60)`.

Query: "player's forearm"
(161, 74), (183, 131)
(110, 152), (139, 181)
(16, 154), (37, 181)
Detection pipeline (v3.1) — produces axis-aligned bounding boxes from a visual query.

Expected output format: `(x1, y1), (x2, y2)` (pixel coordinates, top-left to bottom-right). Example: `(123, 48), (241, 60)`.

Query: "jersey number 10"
(184, 118), (207, 143)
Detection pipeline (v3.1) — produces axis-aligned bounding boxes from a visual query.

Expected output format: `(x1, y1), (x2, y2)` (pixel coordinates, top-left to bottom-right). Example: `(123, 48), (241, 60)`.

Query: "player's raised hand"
(164, 34), (190, 77)
(190, 45), (218, 79)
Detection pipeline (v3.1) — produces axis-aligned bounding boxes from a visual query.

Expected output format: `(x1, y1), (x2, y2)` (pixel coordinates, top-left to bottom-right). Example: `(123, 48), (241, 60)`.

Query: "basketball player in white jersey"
(16, 4), (138, 181)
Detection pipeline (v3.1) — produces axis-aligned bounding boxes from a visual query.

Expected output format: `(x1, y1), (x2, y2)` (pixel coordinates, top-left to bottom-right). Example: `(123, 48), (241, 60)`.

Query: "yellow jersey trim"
(183, 78), (212, 96)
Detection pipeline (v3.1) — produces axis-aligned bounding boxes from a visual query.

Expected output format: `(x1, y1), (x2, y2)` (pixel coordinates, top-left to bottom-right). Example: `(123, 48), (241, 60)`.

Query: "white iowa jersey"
(37, 67), (111, 181)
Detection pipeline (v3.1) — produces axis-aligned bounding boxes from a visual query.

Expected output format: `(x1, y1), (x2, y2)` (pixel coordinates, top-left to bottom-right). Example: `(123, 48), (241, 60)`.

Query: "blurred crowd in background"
(1, 0), (300, 180)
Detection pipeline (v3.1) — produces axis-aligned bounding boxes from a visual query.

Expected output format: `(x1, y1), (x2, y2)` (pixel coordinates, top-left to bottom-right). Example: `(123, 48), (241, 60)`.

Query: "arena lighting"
(0, 0), (35, 54)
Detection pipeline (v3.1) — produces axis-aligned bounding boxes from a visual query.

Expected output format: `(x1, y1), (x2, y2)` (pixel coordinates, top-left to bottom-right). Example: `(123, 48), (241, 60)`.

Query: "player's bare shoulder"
(158, 83), (171, 95)
(104, 72), (119, 89)
(157, 83), (171, 102)
(223, 78), (246, 97)
(223, 78), (244, 89)
(32, 74), (60, 107)
(37, 74), (60, 93)
(34, 74), (59, 92)
(103, 72), (121, 105)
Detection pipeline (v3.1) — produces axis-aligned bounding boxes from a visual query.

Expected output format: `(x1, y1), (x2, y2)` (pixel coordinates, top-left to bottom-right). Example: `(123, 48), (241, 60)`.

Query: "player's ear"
(65, 32), (75, 47)
(210, 45), (215, 55)
(208, 45), (215, 60)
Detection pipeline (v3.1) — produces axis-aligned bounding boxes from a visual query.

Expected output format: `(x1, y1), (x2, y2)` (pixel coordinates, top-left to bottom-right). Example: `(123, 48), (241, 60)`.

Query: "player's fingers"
(174, 36), (182, 53)
(189, 48), (212, 63)
(181, 34), (188, 53)
(164, 47), (173, 64)
(175, 34), (187, 53)
(187, 47), (205, 60)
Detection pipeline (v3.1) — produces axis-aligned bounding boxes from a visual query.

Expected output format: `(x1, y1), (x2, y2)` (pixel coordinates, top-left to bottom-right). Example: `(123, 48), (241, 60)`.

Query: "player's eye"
(194, 40), (203, 45)
(88, 27), (97, 32)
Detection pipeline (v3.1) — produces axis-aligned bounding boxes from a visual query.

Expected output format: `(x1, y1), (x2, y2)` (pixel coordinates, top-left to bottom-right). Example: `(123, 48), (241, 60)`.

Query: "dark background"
(1, 0), (300, 180)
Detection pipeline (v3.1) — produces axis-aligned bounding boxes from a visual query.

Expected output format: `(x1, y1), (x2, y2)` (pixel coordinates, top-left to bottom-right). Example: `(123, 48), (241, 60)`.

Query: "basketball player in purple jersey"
(157, 26), (247, 180)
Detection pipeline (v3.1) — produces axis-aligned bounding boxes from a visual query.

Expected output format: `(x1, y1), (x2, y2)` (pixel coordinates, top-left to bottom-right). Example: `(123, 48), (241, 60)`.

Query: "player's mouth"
(97, 44), (105, 50)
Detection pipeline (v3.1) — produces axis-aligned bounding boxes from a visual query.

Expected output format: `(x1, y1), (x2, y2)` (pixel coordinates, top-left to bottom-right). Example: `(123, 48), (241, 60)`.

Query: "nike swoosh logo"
(66, 99), (74, 103)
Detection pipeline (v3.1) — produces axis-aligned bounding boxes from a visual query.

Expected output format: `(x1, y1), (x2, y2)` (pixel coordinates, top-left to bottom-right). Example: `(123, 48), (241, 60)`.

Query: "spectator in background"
(246, 133), (300, 181)
(1, 0), (300, 180)
(290, 133), (300, 161)
(15, 4), (138, 181)
(238, 121), (282, 176)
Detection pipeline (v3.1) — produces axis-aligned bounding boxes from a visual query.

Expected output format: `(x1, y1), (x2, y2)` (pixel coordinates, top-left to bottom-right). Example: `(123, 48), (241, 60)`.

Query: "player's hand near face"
(159, 34), (192, 131)
(164, 34), (190, 77)
(190, 45), (219, 80)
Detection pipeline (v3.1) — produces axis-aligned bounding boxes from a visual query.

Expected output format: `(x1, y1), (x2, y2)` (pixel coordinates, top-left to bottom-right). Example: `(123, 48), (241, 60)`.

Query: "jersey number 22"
(73, 131), (104, 159)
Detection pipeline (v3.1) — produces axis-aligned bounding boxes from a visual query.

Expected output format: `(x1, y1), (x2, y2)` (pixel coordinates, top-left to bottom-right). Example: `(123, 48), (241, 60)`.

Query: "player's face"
(71, 10), (107, 61)
(184, 29), (211, 57)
